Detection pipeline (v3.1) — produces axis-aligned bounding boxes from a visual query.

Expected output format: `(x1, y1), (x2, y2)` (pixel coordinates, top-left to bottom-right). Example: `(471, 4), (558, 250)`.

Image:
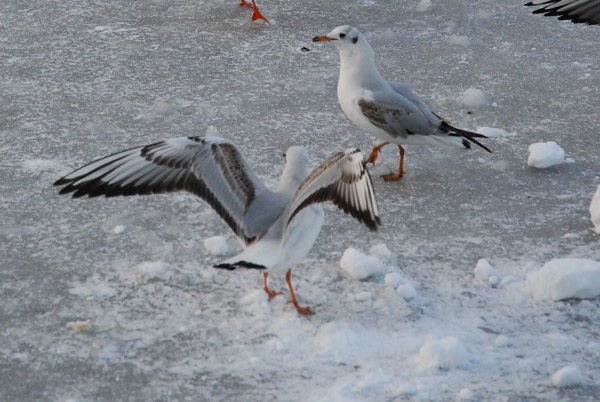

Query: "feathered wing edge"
(282, 149), (381, 232)
(53, 136), (266, 244)
(525, 0), (600, 25)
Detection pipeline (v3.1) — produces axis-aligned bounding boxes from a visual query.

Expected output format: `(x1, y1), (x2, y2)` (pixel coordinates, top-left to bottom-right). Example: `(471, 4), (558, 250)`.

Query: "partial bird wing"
(357, 83), (440, 139)
(281, 148), (380, 231)
(526, 0), (600, 25)
(54, 136), (281, 243)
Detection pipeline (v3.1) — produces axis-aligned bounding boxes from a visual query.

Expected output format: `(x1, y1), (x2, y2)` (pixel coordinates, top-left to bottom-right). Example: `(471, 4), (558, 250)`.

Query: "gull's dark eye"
(339, 33), (346, 39)
(282, 153), (286, 158)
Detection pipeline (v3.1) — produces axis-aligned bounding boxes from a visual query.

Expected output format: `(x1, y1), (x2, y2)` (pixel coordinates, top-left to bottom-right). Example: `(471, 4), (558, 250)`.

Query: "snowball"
(203, 236), (230, 256)
(397, 283), (417, 300)
(590, 185), (600, 234)
(384, 272), (404, 289)
(448, 34), (470, 47)
(135, 261), (173, 282)
(474, 259), (498, 282)
(66, 320), (92, 332)
(339, 248), (387, 280)
(415, 0), (432, 13)
(494, 335), (510, 348)
(113, 225), (125, 234)
(369, 243), (396, 266)
(527, 141), (565, 168)
(551, 366), (583, 388)
(460, 88), (488, 107)
(458, 388), (474, 400)
(416, 336), (469, 370)
(525, 258), (600, 301)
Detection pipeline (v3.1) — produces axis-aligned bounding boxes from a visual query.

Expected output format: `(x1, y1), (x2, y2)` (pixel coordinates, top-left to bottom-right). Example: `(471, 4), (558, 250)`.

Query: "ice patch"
(459, 88), (488, 107)
(525, 258), (600, 301)
(551, 366), (583, 388)
(113, 225), (125, 235)
(589, 184), (600, 234)
(474, 259), (501, 287)
(414, 336), (469, 371)
(476, 126), (517, 138)
(69, 277), (117, 299)
(397, 283), (417, 300)
(339, 247), (388, 280)
(494, 335), (510, 348)
(203, 236), (230, 256)
(135, 261), (174, 282)
(527, 141), (565, 168)
(415, 0), (432, 12)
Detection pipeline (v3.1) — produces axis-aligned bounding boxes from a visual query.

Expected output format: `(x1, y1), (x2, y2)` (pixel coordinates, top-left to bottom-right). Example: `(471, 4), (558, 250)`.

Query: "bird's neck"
(277, 161), (308, 196)
(338, 48), (384, 90)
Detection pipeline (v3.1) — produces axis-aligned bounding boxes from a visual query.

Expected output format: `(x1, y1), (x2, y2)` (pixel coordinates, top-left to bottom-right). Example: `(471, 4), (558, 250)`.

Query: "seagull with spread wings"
(54, 136), (380, 315)
(313, 26), (491, 182)
(526, 0), (600, 25)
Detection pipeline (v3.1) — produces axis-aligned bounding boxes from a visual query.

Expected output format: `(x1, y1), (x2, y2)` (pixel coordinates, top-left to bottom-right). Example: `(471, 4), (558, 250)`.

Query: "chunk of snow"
(416, 336), (469, 370)
(474, 259), (498, 282)
(397, 384), (418, 396)
(527, 141), (565, 168)
(135, 261), (173, 282)
(458, 388), (474, 400)
(494, 335), (510, 348)
(384, 272), (404, 289)
(23, 158), (64, 173)
(415, 0), (432, 13)
(551, 366), (583, 388)
(590, 185), (600, 234)
(339, 248), (387, 280)
(355, 291), (373, 302)
(369, 243), (396, 266)
(448, 34), (470, 47)
(203, 236), (230, 256)
(525, 258), (600, 301)
(397, 283), (417, 300)
(460, 88), (488, 107)
(113, 225), (125, 234)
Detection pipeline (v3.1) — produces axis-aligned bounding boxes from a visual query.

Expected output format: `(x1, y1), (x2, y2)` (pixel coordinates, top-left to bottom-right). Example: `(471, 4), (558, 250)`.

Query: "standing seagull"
(313, 26), (491, 182)
(54, 136), (380, 315)
(526, 0), (600, 25)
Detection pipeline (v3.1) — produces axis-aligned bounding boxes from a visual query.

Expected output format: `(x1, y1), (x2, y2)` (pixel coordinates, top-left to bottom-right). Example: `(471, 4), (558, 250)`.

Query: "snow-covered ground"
(2, 0), (600, 400)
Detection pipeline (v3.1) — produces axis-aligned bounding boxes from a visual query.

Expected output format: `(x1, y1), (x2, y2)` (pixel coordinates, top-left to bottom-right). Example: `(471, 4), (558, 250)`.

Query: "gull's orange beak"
(312, 35), (334, 42)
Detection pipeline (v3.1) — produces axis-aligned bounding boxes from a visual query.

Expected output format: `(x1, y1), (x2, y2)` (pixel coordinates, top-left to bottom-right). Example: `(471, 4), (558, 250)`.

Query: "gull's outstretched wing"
(526, 0), (600, 25)
(281, 148), (380, 231)
(54, 136), (282, 243)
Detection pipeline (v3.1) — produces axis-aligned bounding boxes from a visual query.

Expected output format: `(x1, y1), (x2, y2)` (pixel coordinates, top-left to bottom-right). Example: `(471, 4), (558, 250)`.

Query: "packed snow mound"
(551, 366), (583, 388)
(339, 247), (388, 280)
(525, 258), (600, 301)
(135, 261), (174, 282)
(415, 336), (469, 371)
(476, 127), (517, 138)
(590, 185), (600, 234)
(203, 236), (230, 256)
(459, 88), (488, 107)
(474, 259), (501, 287)
(527, 141), (565, 168)
(369, 243), (396, 266)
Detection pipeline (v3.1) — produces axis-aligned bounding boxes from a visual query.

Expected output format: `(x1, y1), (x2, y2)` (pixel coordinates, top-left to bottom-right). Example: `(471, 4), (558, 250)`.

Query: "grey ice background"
(2, 0), (600, 400)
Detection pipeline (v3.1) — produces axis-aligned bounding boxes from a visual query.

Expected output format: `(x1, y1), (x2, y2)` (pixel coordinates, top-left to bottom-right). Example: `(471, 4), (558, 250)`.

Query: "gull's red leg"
(250, 0), (269, 23)
(263, 272), (281, 299)
(285, 269), (314, 315)
(365, 141), (390, 165)
(381, 145), (406, 182)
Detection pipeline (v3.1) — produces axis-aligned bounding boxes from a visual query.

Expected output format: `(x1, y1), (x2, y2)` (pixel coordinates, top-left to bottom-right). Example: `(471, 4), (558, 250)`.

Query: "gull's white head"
(312, 25), (373, 59)
(279, 145), (310, 193)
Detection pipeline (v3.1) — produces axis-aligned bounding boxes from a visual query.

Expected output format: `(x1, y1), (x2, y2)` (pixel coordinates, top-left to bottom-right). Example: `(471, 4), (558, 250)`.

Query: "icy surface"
(3, 0), (600, 400)
(590, 184), (600, 234)
(526, 258), (600, 301)
(527, 141), (566, 168)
